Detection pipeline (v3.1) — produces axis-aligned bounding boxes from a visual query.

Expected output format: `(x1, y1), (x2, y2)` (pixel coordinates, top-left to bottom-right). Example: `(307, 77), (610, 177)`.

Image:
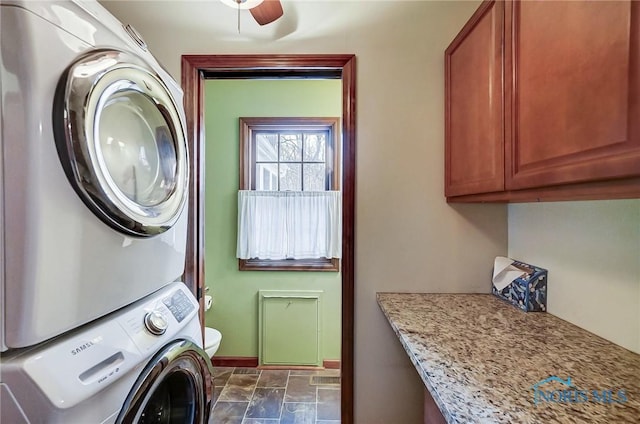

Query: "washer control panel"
(162, 290), (195, 323)
(9, 282), (199, 412)
(119, 282), (198, 353)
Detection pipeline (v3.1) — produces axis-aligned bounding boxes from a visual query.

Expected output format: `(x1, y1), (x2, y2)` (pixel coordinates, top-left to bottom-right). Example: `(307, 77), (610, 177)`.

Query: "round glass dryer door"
(53, 49), (188, 237)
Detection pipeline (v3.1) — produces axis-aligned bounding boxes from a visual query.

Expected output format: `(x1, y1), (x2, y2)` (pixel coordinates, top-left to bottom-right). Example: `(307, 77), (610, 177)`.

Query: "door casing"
(180, 54), (356, 424)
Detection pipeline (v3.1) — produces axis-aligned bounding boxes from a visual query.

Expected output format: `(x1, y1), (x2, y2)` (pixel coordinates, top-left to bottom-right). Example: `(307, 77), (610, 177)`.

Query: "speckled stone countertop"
(377, 293), (640, 423)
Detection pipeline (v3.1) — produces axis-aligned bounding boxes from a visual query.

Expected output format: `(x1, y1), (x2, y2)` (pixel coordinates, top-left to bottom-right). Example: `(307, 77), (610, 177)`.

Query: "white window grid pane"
(256, 163), (278, 191)
(279, 133), (302, 162)
(303, 133), (326, 162)
(255, 133), (279, 162)
(279, 163), (302, 191)
(254, 129), (331, 191)
(303, 163), (326, 191)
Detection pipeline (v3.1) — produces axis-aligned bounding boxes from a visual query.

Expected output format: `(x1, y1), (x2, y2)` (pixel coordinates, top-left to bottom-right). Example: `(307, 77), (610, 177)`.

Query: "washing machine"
(1, 281), (214, 424)
(0, 0), (190, 350)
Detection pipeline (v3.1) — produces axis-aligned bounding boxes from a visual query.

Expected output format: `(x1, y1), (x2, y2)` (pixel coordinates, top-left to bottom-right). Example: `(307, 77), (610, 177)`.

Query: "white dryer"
(0, 0), (190, 349)
(1, 282), (214, 424)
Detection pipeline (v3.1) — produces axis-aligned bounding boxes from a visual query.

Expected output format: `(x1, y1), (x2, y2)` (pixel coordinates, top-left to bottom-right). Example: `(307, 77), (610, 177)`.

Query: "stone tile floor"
(208, 367), (341, 424)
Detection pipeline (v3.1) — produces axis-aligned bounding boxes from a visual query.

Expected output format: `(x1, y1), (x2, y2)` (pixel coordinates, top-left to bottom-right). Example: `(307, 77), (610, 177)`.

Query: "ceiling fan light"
(219, 0), (264, 10)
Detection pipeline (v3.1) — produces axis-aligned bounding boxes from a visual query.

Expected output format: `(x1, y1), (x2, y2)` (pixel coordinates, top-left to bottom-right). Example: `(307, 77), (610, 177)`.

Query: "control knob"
(144, 311), (168, 335)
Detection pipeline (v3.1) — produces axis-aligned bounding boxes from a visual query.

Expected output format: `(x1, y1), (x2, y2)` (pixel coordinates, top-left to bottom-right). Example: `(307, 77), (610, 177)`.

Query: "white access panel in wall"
(258, 290), (322, 366)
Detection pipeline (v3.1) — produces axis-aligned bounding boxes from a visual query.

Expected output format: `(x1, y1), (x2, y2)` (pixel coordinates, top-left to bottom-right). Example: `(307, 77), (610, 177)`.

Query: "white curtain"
(237, 190), (342, 260)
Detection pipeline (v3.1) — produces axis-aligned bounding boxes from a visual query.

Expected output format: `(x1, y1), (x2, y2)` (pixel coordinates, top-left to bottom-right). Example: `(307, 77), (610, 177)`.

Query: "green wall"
(204, 79), (342, 361)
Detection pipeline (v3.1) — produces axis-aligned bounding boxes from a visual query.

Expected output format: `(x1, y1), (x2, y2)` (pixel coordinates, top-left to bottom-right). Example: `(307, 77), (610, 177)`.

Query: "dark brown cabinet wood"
(446, 0), (640, 202)
(445, 0), (504, 197)
(423, 389), (447, 424)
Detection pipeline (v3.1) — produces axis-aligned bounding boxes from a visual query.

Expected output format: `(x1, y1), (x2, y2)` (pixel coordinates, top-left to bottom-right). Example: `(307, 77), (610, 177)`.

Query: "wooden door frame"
(180, 54), (356, 423)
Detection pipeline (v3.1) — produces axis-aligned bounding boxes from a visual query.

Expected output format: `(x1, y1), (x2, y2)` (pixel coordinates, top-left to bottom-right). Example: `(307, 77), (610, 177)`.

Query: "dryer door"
(53, 49), (188, 237)
(117, 339), (214, 424)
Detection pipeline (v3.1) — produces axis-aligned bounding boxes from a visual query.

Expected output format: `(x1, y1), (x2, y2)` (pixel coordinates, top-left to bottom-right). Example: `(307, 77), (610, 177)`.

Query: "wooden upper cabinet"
(505, 0), (640, 190)
(445, 0), (504, 197)
(446, 0), (640, 202)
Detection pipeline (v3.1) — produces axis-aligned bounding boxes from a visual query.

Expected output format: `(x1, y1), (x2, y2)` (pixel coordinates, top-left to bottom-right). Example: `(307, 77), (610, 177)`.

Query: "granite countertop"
(377, 293), (640, 423)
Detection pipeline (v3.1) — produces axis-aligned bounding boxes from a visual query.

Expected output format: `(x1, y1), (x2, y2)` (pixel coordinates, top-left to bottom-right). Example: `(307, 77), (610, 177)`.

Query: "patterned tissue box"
(492, 260), (547, 312)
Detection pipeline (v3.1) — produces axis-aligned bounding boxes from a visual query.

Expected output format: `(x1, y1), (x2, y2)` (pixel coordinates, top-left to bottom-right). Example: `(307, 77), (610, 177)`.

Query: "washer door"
(53, 49), (188, 237)
(117, 339), (214, 424)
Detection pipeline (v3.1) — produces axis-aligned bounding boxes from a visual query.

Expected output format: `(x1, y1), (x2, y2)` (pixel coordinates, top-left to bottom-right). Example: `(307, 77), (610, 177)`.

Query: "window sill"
(238, 258), (340, 272)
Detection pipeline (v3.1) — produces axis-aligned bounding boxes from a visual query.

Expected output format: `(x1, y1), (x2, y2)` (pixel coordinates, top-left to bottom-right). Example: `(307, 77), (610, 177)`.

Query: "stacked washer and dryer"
(0, 1), (213, 422)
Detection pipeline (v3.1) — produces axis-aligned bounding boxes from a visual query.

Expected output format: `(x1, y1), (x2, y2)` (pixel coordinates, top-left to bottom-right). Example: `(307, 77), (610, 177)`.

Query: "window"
(238, 117), (341, 271)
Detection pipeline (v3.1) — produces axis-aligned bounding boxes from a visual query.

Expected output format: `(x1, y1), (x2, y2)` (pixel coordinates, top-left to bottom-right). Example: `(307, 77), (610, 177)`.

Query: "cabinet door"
(506, 0), (640, 190)
(445, 0), (504, 197)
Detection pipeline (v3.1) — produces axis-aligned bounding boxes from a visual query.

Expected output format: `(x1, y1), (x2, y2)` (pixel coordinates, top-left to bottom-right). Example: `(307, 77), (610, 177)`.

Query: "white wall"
(101, 1), (505, 422)
(509, 200), (640, 354)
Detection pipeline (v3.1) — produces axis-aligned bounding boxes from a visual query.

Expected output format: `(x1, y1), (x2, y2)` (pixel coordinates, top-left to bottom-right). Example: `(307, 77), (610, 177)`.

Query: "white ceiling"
(99, 0), (402, 43)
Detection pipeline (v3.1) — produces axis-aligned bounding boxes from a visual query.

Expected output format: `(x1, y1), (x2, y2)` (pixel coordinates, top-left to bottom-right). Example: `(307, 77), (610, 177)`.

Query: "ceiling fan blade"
(250, 0), (284, 26)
